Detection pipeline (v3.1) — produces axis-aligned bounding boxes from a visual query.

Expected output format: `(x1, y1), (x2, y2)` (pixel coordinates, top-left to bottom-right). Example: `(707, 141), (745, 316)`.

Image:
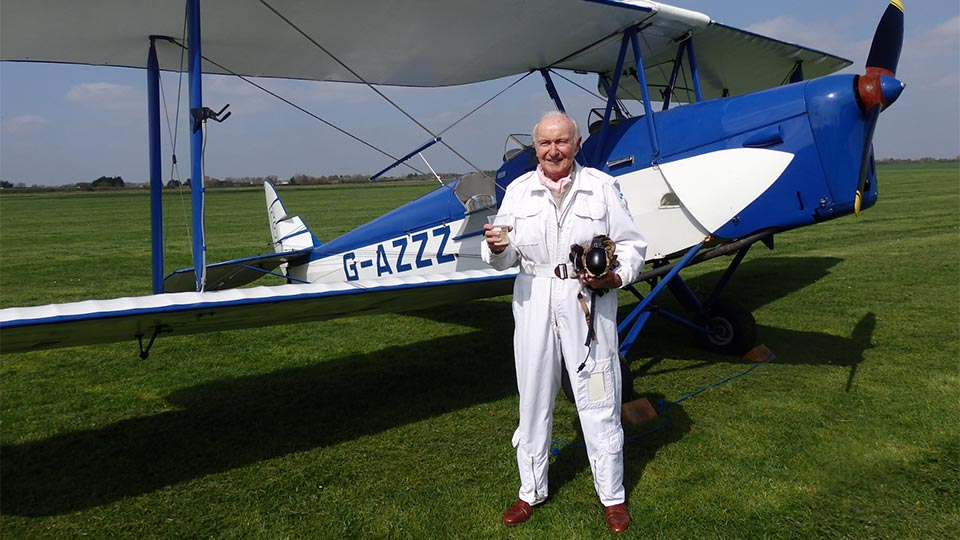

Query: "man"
(481, 111), (647, 533)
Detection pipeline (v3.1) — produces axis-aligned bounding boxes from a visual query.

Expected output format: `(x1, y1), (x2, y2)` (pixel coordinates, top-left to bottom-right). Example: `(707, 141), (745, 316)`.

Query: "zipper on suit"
(531, 456), (541, 501)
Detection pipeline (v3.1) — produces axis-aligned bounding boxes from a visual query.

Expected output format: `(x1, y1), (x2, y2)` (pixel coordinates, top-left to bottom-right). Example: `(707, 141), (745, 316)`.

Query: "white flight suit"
(482, 165), (647, 507)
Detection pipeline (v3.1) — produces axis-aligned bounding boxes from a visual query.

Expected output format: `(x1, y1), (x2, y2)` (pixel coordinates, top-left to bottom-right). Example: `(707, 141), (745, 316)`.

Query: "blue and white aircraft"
(0, 1), (905, 360)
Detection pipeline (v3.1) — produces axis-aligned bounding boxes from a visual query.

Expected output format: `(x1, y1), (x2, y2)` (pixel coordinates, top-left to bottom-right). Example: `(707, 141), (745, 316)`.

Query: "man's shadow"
(541, 255), (877, 499)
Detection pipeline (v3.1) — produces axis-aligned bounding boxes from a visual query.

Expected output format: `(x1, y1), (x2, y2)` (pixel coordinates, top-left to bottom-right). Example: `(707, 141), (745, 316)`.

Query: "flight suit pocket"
(571, 202), (608, 242)
(574, 358), (615, 411)
(572, 202), (607, 221)
(513, 202), (544, 253)
(598, 424), (624, 455)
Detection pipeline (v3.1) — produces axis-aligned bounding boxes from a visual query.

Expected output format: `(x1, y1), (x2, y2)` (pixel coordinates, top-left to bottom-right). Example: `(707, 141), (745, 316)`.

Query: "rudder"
(265, 180), (321, 253)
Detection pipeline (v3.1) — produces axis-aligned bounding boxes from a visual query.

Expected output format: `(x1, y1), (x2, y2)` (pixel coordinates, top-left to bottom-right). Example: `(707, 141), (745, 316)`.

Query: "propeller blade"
(865, 0), (905, 76)
(858, 1), (906, 111)
(855, 104), (882, 216)
(854, 2), (906, 215)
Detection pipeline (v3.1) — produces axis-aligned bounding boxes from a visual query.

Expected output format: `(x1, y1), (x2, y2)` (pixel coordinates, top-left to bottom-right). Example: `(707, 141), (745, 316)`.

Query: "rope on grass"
(550, 355), (774, 454)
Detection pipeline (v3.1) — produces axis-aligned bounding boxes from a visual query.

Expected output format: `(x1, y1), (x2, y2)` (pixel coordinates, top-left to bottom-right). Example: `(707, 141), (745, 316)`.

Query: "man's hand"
(483, 223), (512, 254)
(580, 271), (622, 290)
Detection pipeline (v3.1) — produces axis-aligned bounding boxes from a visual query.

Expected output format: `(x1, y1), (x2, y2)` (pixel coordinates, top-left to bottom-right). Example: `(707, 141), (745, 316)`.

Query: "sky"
(1, 0), (958, 186)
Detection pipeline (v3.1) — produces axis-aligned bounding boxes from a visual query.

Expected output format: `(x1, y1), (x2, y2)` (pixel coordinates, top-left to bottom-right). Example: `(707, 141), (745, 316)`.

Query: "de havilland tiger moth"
(0, 1), (905, 362)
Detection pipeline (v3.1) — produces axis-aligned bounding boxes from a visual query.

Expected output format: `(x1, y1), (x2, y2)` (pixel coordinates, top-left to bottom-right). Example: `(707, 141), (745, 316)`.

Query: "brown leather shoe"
(501, 499), (534, 527)
(604, 503), (631, 533)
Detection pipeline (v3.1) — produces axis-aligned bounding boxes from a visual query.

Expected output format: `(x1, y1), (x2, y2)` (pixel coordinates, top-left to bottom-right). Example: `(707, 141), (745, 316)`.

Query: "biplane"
(0, 0), (905, 360)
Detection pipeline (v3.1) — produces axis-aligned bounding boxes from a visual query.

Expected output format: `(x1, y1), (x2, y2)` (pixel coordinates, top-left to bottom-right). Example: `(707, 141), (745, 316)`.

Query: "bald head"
(533, 111), (580, 144)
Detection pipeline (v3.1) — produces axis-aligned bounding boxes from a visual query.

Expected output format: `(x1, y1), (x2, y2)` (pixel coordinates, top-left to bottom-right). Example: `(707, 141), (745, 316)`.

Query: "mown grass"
(1, 164), (957, 539)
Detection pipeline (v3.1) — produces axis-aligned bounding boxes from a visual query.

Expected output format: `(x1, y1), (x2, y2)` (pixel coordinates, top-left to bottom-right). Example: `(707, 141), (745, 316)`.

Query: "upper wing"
(2, 1), (849, 94)
(0, 269), (515, 354)
(0, 0), (679, 86)
(608, 21), (854, 101)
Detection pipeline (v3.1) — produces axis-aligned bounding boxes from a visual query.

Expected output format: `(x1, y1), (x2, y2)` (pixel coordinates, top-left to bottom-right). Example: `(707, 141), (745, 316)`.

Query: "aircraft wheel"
(560, 356), (634, 404)
(699, 298), (757, 355)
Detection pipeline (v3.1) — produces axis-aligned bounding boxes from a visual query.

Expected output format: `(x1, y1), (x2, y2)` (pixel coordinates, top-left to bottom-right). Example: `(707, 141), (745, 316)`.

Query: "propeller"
(855, 0), (906, 215)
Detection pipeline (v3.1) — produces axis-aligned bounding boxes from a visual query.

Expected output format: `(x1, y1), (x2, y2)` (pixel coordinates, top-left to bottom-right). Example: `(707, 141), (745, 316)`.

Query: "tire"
(698, 298), (757, 355)
(560, 355), (634, 404)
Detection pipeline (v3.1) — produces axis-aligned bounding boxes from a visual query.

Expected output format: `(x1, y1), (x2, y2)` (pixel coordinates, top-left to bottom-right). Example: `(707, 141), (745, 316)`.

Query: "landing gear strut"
(699, 297), (757, 355)
(615, 230), (776, 359)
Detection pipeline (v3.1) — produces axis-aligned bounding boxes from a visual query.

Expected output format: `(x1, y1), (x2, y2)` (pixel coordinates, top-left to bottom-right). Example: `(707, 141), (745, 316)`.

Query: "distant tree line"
(280, 172), (460, 185)
(167, 172), (458, 189)
(91, 176), (125, 188)
(0, 176), (129, 190)
(0, 172), (454, 191)
(1, 159), (955, 191)
(876, 157), (960, 164)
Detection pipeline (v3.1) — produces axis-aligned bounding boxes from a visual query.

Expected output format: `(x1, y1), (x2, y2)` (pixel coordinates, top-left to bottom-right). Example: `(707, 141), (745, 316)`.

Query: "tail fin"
(265, 181), (321, 253)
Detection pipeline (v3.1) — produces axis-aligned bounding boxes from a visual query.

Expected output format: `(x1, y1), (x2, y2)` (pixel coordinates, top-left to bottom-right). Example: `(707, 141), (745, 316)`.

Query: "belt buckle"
(554, 263), (569, 279)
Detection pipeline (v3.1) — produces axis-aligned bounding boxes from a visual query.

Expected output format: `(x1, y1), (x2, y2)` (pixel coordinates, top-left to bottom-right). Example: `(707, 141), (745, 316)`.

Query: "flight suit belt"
(520, 262), (575, 279)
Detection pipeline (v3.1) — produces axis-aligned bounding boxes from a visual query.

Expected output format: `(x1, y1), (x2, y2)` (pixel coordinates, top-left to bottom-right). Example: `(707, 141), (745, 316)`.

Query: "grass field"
(1, 163), (958, 539)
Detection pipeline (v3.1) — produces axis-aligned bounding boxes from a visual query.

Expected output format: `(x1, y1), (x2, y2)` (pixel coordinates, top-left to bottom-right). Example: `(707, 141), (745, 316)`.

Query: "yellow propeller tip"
(854, 191), (862, 216)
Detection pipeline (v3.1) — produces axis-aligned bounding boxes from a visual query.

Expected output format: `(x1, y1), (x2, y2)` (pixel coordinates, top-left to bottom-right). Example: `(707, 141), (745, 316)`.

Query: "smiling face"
(533, 114), (581, 180)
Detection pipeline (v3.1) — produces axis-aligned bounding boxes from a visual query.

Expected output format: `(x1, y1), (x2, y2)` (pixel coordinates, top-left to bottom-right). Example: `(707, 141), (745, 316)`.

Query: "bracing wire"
(155, 5), (194, 267)
(159, 2), (542, 189)
(418, 152), (442, 184)
(550, 69), (606, 103)
(551, 68), (633, 119)
(256, 0), (490, 178)
(434, 71), (534, 139)
(638, 27), (675, 103)
(159, 37), (427, 177)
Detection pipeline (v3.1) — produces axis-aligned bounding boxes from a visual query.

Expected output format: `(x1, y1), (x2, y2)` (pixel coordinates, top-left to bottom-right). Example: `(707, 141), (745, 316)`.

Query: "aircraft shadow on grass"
(1, 301), (517, 517)
(1, 257), (874, 517)
(616, 256), (876, 391)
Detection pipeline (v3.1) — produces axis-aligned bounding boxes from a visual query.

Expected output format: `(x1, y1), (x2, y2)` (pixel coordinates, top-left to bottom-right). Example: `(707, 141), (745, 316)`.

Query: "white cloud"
(2, 114), (50, 133)
(65, 82), (142, 111)
(931, 15), (960, 39)
(904, 16), (960, 87)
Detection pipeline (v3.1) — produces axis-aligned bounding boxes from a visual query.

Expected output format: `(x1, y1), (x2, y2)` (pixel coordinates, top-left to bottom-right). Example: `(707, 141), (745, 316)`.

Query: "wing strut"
(660, 39), (687, 111)
(183, 0), (232, 292)
(627, 26), (661, 163)
(618, 241), (705, 356)
(539, 68), (566, 113)
(660, 35), (707, 111)
(590, 26), (661, 167)
(685, 38), (704, 103)
(187, 0), (206, 292)
(148, 38), (164, 294)
(137, 327), (161, 360)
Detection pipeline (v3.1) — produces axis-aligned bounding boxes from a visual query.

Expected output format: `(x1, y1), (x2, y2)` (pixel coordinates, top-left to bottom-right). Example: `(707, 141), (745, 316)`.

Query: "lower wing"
(0, 269), (516, 354)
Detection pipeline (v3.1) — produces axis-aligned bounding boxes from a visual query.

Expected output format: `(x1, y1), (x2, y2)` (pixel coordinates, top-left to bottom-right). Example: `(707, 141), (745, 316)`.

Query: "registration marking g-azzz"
(342, 225), (455, 281)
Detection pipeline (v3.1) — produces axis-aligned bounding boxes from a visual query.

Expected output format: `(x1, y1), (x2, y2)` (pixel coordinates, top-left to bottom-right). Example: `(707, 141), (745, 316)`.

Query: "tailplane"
(163, 181), (318, 292)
